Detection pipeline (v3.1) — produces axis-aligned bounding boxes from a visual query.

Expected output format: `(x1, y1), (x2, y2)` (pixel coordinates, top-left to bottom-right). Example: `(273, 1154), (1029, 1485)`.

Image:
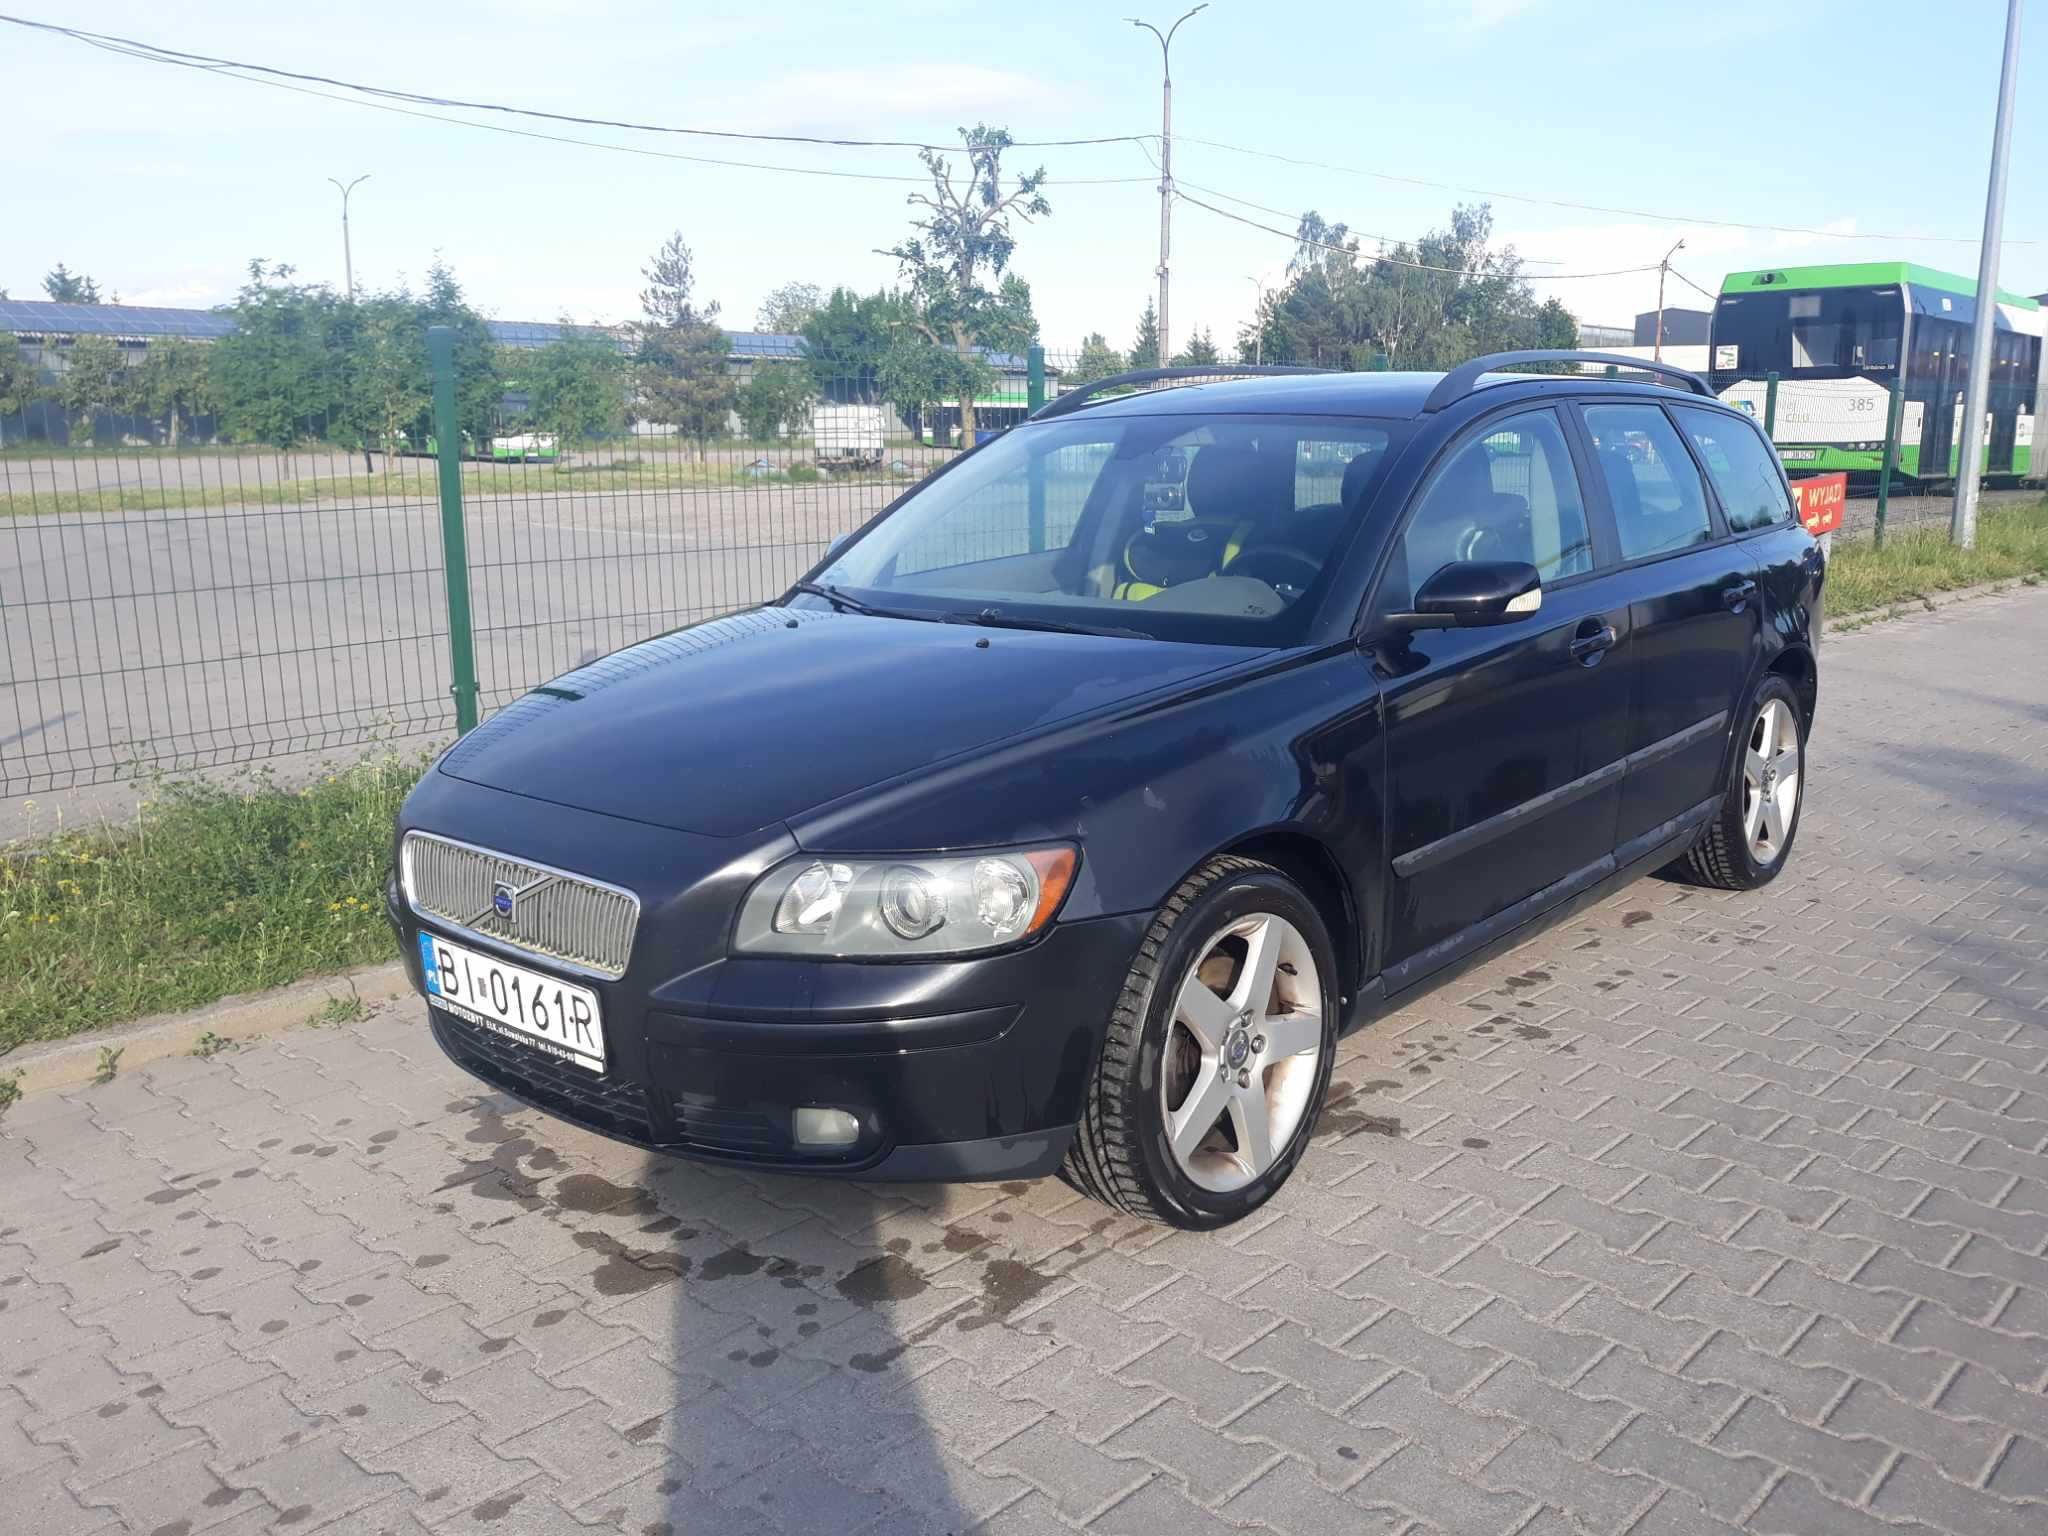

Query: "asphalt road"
(4, 587), (2046, 1534)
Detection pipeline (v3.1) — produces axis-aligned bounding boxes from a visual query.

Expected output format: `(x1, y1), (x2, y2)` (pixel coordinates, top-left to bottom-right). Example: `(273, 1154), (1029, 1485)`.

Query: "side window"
(1382, 410), (1592, 612)
(1671, 406), (1792, 533)
(1581, 404), (1715, 560)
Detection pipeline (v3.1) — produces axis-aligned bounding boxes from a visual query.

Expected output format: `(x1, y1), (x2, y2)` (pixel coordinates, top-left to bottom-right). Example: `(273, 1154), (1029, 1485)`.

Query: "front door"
(1371, 407), (1633, 989)
(1582, 401), (1767, 850)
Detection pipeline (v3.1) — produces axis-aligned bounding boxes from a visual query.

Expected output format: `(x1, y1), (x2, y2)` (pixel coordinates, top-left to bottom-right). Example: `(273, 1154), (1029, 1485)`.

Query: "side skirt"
(1340, 796), (1718, 1036)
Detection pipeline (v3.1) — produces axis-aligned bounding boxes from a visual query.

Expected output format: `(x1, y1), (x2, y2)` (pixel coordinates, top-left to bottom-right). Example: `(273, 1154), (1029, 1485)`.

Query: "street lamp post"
(1653, 238), (1685, 363)
(1127, 5), (1207, 369)
(1952, 0), (2024, 550)
(327, 174), (371, 302)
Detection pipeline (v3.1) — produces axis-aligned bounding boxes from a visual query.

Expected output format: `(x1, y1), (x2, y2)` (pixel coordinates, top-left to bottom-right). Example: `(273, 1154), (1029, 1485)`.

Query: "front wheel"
(1680, 675), (1806, 890)
(1063, 857), (1338, 1229)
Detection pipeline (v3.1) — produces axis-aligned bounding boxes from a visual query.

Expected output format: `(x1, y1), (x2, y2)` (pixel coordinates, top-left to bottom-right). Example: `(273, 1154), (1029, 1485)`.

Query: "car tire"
(1679, 674), (1806, 891)
(1062, 856), (1339, 1230)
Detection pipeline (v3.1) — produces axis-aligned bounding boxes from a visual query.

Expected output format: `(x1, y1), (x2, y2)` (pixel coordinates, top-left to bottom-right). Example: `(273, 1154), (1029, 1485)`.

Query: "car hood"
(436, 606), (1253, 837)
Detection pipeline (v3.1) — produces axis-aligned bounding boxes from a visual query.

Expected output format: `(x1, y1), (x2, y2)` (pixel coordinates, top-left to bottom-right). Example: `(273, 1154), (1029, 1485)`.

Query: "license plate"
(1778, 448), (1820, 462)
(418, 932), (606, 1073)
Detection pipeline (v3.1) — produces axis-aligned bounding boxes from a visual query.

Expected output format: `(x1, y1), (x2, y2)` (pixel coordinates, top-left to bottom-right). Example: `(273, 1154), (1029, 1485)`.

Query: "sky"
(4, 1), (2044, 356)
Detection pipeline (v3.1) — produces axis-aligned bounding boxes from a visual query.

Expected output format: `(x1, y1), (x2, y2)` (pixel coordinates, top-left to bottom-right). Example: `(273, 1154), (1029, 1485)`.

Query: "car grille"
(403, 831), (638, 979)
(431, 1008), (653, 1141)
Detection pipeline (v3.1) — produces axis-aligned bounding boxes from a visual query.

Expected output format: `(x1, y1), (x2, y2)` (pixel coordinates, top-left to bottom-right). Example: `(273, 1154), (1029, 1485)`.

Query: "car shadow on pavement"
(448, 1092), (1037, 1534)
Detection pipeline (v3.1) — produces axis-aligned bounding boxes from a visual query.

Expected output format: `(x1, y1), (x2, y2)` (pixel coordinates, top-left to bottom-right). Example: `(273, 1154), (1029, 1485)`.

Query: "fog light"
(793, 1107), (861, 1147)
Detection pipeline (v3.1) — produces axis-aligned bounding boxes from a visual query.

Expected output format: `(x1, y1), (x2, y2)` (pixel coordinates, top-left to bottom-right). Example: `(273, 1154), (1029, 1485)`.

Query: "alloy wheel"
(1158, 911), (1325, 1193)
(1741, 697), (1801, 866)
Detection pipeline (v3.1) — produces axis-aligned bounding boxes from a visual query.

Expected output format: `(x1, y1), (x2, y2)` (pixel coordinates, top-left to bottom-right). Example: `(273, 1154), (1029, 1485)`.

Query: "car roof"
(1066, 368), (1721, 423)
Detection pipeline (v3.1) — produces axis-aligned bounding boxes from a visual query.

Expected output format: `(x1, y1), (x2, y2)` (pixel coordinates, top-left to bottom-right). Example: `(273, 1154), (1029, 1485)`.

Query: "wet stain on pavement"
(835, 1255), (930, 1306)
(1623, 910), (1652, 927)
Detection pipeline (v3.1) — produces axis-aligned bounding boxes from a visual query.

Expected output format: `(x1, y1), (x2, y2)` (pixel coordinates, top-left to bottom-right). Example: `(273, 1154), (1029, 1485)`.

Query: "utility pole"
(1245, 273), (1269, 364)
(1952, 0), (2024, 550)
(1128, 5), (1206, 369)
(327, 174), (371, 302)
(1653, 238), (1685, 363)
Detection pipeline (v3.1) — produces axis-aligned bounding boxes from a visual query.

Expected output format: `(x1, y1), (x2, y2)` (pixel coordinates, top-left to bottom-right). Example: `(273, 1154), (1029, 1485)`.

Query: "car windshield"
(811, 412), (1409, 646)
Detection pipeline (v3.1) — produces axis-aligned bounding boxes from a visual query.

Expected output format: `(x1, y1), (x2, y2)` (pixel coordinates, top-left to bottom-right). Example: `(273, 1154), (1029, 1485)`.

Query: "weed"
(1828, 497), (2048, 618)
(2, 752), (425, 1050)
(0, 1070), (19, 1113)
(191, 1030), (232, 1058)
(93, 1045), (123, 1085)
(309, 994), (367, 1027)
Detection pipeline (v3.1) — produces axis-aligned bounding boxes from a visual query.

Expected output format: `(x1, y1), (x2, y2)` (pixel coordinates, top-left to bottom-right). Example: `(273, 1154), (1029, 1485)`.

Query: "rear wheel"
(1063, 857), (1338, 1229)
(1681, 675), (1806, 890)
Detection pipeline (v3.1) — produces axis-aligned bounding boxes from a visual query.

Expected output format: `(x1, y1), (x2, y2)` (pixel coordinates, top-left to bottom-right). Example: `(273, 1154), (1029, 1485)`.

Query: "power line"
(1171, 174), (1566, 265)
(1176, 132), (2047, 248)
(0, 12), (1155, 153)
(1668, 266), (1722, 303)
(1173, 192), (1664, 281)
(11, 21), (1150, 190)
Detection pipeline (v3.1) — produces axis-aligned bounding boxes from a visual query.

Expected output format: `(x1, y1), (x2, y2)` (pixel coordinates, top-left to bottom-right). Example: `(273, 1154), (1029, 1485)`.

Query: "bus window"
(1713, 287), (1903, 377)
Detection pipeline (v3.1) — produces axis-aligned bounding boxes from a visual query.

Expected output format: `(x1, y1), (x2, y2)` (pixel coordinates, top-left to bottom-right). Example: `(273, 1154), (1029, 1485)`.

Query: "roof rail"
(1030, 363), (1336, 422)
(1421, 351), (1713, 413)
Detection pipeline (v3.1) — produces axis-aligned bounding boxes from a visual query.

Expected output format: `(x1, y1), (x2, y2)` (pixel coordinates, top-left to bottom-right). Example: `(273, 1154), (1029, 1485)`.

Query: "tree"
(1244, 202), (1572, 373)
(801, 287), (911, 403)
(737, 362), (815, 442)
(632, 231), (735, 456)
(1129, 299), (1161, 369)
(210, 261), (346, 444)
(1063, 332), (1125, 388)
(134, 336), (215, 448)
(60, 335), (133, 441)
(525, 328), (627, 446)
(880, 124), (1049, 442)
(1170, 327), (1219, 367)
(44, 264), (102, 304)
(0, 331), (33, 446)
(755, 282), (822, 334)
(419, 259), (501, 441)
(336, 291), (428, 467)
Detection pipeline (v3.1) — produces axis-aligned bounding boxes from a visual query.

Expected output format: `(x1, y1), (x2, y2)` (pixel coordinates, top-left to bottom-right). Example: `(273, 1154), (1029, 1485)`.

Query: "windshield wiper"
(787, 581), (931, 622)
(943, 607), (1150, 641)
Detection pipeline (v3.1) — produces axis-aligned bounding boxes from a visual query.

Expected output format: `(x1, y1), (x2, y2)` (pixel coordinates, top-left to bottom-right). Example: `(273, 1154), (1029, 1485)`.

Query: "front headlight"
(734, 846), (1078, 957)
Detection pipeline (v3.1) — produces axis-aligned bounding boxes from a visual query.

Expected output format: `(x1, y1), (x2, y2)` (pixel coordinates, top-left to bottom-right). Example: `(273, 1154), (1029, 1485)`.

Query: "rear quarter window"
(1672, 405), (1793, 533)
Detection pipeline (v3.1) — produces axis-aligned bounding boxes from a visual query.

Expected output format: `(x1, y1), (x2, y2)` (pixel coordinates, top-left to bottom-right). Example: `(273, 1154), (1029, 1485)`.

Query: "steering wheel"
(1122, 519), (1236, 589)
(1223, 545), (1323, 600)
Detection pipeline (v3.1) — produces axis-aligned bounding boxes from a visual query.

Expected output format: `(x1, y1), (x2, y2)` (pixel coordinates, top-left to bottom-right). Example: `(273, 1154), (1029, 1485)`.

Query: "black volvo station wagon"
(389, 352), (1824, 1229)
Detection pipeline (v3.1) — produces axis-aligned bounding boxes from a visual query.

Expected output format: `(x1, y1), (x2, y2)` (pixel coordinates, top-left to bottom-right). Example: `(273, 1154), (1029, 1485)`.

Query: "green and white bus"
(1708, 263), (2043, 481)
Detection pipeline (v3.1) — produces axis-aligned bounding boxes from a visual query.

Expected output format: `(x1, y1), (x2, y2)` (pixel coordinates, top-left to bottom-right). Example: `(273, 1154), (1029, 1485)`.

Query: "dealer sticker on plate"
(418, 932), (607, 1073)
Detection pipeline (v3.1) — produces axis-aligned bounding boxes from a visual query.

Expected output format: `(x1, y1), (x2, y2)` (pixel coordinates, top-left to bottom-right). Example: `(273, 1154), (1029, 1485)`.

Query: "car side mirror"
(1392, 560), (1543, 629)
(825, 532), (850, 558)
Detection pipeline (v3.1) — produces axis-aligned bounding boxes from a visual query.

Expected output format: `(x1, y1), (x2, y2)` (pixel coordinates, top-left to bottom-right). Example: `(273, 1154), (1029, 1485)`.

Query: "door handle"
(1568, 623), (1618, 663)
(1722, 579), (1760, 611)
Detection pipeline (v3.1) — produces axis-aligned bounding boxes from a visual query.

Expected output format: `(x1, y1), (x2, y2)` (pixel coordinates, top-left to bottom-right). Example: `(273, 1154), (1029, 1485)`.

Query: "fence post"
(1763, 371), (1779, 440)
(1026, 345), (1047, 551)
(1874, 372), (1904, 548)
(429, 326), (480, 735)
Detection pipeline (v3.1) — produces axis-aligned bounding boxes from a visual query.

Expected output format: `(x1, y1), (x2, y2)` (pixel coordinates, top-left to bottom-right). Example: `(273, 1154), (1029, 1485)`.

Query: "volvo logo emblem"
(1224, 1026), (1253, 1070)
(466, 872), (556, 929)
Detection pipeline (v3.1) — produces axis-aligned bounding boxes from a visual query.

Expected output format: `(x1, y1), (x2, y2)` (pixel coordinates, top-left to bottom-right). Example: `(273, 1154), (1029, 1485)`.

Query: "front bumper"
(388, 870), (1143, 1181)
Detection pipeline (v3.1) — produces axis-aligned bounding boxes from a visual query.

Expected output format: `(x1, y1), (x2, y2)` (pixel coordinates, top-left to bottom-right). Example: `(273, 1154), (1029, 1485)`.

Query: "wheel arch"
(1208, 827), (1364, 1007)
(1767, 642), (1819, 729)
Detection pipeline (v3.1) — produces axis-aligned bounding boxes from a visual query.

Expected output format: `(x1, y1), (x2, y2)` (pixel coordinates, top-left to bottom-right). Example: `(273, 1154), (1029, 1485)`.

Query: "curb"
(4, 960), (412, 1100)
(1827, 575), (2042, 634)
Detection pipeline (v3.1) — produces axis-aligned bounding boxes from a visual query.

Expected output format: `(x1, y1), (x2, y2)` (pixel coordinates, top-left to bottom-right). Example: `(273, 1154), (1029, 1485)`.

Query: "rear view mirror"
(1393, 560), (1543, 629)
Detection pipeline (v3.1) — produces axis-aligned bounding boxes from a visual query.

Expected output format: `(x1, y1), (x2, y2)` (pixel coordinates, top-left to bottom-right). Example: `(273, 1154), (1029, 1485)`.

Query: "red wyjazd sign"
(1789, 473), (1847, 536)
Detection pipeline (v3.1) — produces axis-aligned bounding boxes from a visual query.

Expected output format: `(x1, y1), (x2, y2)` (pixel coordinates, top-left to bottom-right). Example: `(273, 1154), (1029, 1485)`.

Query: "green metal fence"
(0, 335), (1083, 797)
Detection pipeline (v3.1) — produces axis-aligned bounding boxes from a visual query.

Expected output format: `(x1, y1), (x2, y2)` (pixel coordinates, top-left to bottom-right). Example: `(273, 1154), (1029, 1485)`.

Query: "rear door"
(1577, 401), (1763, 854)
(1371, 406), (1633, 989)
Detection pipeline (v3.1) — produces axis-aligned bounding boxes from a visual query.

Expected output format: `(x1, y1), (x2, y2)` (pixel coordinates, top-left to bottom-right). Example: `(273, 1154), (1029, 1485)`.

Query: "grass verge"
(1827, 495), (2048, 618)
(1, 754), (422, 1052)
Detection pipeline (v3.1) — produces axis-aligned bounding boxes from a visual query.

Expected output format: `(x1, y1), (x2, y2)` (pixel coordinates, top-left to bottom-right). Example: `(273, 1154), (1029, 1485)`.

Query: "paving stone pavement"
(5, 588), (2048, 1536)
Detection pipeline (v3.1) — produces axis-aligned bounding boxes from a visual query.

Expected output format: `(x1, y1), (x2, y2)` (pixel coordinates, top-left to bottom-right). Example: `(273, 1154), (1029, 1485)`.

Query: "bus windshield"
(1712, 288), (1904, 377)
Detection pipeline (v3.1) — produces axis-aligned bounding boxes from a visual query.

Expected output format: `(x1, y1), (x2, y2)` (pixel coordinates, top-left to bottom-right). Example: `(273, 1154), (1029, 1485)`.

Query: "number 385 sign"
(1789, 473), (1848, 537)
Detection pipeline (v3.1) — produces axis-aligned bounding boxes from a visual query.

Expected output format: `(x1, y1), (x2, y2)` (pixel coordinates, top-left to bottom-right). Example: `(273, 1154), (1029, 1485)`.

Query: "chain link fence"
(1, 337), (1088, 797)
